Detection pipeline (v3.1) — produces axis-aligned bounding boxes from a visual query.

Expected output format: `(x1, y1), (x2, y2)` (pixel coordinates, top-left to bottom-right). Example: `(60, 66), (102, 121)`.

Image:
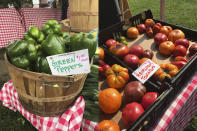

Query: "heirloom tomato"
(109, 43), (129, 58)
(98, 120), (120, 131)
(105, 64), (129, 89)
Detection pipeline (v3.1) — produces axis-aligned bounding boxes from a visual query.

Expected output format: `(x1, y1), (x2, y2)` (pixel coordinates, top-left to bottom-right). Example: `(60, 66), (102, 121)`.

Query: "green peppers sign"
(46, 49), (90, 76)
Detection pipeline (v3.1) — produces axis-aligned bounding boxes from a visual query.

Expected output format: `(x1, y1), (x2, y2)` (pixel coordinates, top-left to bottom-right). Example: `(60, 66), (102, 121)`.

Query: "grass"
(128, 0), (197, 30)
(0, 103), (37, 131)
(128, 0), (197, 130)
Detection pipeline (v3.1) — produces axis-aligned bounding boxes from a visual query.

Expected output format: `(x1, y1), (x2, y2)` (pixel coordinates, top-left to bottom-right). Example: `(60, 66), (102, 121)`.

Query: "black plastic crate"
(101, 46), (174, 131)
(128, 9), (197, 94)
(99, 9), (197, 93)
(99, 9), (197, 131)
(99, 22), (163, 88)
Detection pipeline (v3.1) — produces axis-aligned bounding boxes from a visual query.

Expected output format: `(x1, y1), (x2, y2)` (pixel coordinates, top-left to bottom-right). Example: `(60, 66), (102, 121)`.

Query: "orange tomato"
(160, 26), (172, 36)
(96, 47), (105, 60)
(168, 29), (185, 43)
(99, 88), (122, 114)
(145, 19), (155, 28)
(159, 41), (175, 55)
(98, 120), (120, 131)
(154, 63), (179, 81)
(146, 27), (154, 38)
(105, 64), (129, 89)
(127, 27), (139, 39)
(139, 58), (157, 66)
(139, 58), (149, 65)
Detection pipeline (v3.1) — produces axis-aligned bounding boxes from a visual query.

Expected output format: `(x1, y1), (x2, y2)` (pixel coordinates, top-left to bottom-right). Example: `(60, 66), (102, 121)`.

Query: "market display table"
(0, 73), (196, 131)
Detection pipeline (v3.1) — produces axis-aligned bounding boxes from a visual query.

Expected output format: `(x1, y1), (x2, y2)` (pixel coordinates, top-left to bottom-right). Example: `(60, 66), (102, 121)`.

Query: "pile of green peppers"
(6, 20), (97, 74)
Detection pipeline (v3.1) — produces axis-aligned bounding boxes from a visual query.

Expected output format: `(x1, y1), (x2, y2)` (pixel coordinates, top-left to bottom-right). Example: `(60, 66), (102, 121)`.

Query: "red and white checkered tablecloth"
(0, 80), (98, 131)
(20, 8), (62, 31)
(0, 8), (25, 48)
(152, 74), (197, 131)
(0, 8), (63, 49)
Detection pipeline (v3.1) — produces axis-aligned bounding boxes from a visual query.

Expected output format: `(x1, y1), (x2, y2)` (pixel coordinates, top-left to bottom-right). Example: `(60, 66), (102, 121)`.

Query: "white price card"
(132, 59), (160, 84)
(47, 49), (90, 76)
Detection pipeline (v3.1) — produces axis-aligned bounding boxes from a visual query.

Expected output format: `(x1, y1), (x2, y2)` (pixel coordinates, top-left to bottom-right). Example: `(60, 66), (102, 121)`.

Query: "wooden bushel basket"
(4, 54), (88, 117)
(68, 0), (98, 32)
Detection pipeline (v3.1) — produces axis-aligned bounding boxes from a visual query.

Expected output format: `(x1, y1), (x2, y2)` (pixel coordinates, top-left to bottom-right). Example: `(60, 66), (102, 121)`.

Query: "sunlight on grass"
(129, 0), (197, 30)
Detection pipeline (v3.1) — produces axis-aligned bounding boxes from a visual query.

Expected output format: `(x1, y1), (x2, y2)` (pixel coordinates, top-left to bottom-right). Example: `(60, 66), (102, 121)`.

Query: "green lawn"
(129, 0), (197, 130)
(129, 0), (197, 30)
(0, 104), (37, 131)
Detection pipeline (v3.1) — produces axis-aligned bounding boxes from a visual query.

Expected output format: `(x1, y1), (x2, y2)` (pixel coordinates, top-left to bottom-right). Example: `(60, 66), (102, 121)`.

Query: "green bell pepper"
(37, 31), (45, 43)
(35, 56), (51, 74)
(25, 28), (45, 44)
(29, 26), (40, 40)
(6, 40), (28, 57)
(42, 20), (61, 35)
(24, 33), (36, 44)
(70, 33), (97, 58)
(41, 34), (66, 56)
(27, 42), (37, 61)
(10, 55), (30, 69)
(60, 32), (70, 46)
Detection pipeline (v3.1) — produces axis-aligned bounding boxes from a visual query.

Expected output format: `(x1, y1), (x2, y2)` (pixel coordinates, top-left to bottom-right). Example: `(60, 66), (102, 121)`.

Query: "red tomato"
(174, 56), (188, 63)
(122, 102), (144, 127)
(98, 60), (111, 77)
(171, 61), (187, 70)
(105, 39), (117, 47)
(103, 64), (111, 72)
(141, 92), (158, 109)
(99, 66), (104, 76)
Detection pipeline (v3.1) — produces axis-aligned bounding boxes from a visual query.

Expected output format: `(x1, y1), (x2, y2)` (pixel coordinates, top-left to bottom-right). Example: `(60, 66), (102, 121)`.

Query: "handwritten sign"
(46, 49), (90, 76)
(132, 59), (160, 84)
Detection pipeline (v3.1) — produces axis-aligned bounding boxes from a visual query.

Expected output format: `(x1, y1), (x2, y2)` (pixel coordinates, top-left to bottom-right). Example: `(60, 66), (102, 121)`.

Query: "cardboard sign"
(132, 59), (160, 84)
(47, 49), (90, 76)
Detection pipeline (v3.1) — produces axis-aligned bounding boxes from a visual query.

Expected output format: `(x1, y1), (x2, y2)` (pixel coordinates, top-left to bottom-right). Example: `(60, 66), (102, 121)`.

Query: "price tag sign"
(132, 59), (160, 84)
(47, 49), (90, 76)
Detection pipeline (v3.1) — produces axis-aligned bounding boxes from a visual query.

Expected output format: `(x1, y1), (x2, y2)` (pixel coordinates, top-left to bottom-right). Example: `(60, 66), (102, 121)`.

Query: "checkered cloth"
(0, 80), (86, 131)
(0, 8), (25, 48)
(0, 8), (63, 49)
(82, 119), (98, 131)
(152, 74), (197, 131)
(20, 8), (62, 31)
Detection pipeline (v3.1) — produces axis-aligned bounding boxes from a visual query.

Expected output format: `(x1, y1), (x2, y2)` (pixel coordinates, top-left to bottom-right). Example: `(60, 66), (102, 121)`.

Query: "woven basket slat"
(68, 0), (98, 32)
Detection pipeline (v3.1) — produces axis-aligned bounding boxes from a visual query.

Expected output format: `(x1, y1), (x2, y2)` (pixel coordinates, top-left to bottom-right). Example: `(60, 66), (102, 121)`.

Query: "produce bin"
(99, 47), (174, 130)
(99, 9), (197, 130)
(99, 10), (197, 93)
(128, 10), (197, 93)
